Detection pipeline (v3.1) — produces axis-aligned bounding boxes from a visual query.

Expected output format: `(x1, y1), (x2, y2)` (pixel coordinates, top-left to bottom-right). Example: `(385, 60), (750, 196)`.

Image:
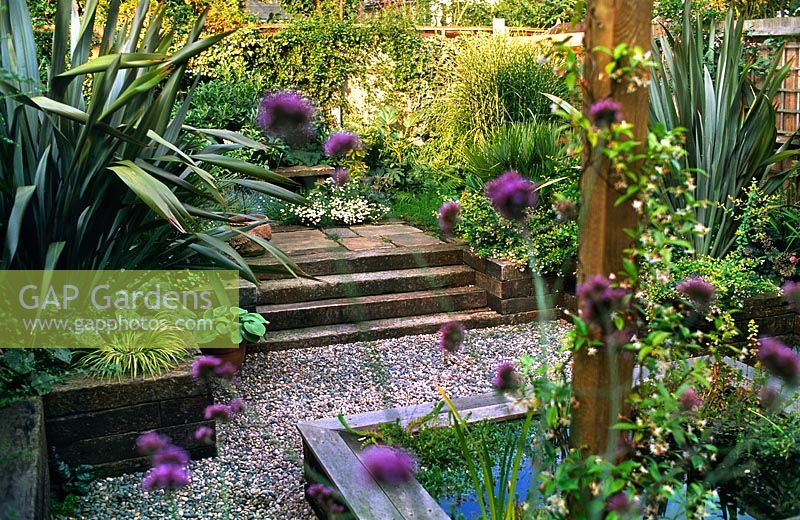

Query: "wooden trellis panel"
(777, 41), (800, 143)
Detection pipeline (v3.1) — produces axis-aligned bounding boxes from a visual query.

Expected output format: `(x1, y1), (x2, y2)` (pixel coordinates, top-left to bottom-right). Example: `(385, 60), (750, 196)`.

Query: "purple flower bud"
(204, 404), (231, 422)
(438, 320), (466, 353)
(307, 483), (333, 499)
(324, 131), (362, 158)
(492, 361), (519, 391)
(191, 356), (222, 382)
(194, 426), (215, 445)
(136, 432), (170, 456)
(213, 361), (238, 381)
(676, 276), (716, 308)
(757, 337), (800, 383)
(678, 388), (701, 412)
(331, 168), (349, 187)
(485, 171), (538, 221)
(360, 446), (415, 484)
(588, 98), (623, 128)
(606, 491), (633, 512)
(783, 280), (800, 311)
(142, 464), (190, 491)
(577, 275), (629, 327)
(437, 200), (461, 232)
(257, 90), (316, 146)
(152, 445), (190, 467)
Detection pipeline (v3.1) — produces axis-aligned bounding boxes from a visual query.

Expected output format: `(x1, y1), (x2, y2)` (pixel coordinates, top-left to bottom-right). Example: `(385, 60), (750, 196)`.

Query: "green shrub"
(390, 190), (445, 231)
(457, 190), (577, 275)
(184, 69), (267, 131)
(0, 349), (72, 407)
(421, 37), (567, 169)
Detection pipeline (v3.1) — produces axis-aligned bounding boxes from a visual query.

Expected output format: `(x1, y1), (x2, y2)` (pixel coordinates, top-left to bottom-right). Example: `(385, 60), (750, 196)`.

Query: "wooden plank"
(745, 17), (800, 37)
(341, 433), (451, 520)
(273, 164), (335, 178)
(297, 424), (404, 519)
(571, 0), (652, 462)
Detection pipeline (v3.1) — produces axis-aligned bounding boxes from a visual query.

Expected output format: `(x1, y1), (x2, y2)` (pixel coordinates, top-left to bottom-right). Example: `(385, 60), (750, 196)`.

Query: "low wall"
(737, 294), (800, 347)
(43, 364), (216, 478)
(463, 250), (572, 317)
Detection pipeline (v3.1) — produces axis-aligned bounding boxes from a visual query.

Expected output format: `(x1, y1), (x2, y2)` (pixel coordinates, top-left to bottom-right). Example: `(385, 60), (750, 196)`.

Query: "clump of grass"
(390, 190), (445, 231)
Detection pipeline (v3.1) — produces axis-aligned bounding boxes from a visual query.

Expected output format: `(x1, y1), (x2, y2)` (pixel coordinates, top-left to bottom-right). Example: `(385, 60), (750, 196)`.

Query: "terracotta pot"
(228, 214), (272, 257)
(199, 343), (247, 370)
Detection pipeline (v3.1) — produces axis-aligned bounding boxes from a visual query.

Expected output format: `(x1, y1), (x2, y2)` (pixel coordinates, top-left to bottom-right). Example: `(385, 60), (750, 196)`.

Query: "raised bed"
(43, 362), (216, 478)
(298, 392), (525, 519)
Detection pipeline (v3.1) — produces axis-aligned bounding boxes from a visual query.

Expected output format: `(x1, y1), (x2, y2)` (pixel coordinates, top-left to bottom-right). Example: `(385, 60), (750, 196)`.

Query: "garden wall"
(43, 364), (216, 478)
(737, 294), (800, 348)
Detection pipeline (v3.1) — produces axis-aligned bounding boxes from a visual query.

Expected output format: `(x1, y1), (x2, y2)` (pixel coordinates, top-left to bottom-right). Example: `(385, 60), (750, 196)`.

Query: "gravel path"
(67, 321), (571, 520)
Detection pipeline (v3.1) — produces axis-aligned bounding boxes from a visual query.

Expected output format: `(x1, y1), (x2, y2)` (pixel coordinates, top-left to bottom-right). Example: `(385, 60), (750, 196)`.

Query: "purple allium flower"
(360, 446), (415, 484)
(228, 398), (246, 415)
(331, 168), (349, 187)
(437, 200), (461, 232)
(194, 426), (215, 445)
(307, 483), (333, 500)
(257, 90), (316, 146)
(783, 280), (800, 311)
(213, 361), (238, 381)
(577, 275), (629, 327)
(606, 491), (633, 512)
(759, 385), (781, 410)
(676, 276), (716, 308)
(323, 131), (362, 158)
(142, 464), (190, 491)
(438, 320), (466, 353)
(136, 432), (170, 456)
(191, 356), (221, 382)
(678, 388), (702, 412)
(152, 445), (190, 467)
(757, 337), (800, 383)
(485, 171), (538, 221)
(492, 361), (519, 391)
(204, 403), (231, 421)
(588, 98), (623, 128)
(552, 199), (578, 221)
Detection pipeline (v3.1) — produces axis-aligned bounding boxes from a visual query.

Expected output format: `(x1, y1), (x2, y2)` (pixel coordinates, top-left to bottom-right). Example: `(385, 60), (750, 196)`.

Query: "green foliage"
(0, 0), (304, 281)
(463, 120), (576, 183)
(77, 322), (193, 379)
(362, 108), (424, 189)
(50, 448), (94, 517)
(390, 190), (443, 231)
(184, 68), (267, 131)
(195, 307), (269, 344)
(0, 349), (72, 406)
(420, 36), (567, 170)
(456, 190), (578, 275)
(279, 0), (361, 18)
(649, 9), (799, 258)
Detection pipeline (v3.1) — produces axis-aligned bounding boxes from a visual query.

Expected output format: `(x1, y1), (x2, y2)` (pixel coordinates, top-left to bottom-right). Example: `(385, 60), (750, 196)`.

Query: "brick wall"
(43, 363), (216, 478)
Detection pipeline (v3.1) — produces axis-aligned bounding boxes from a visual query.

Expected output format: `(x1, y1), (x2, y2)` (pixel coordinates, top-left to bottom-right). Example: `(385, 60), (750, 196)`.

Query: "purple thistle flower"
(676, 276), (716, 308)
(257, 90), (316, 146)
(136, 432), (170, 456)
(757, 337), (800, 383)
(492, 361), (519, 391)
(331, 168), (349, 187)
(360, 446), (415, 484)
(213, 361), (238, 381)
(191, 356), (221, 382)
(783, 280), (800, 311)
(152, 445), (190, 467)
(194, 426), (215, 445)
(437, 320), (466, 353)
(678, 388), (701, 412)
(228, 398), (246, 415)
(437, 200), (461, 232)
(606, 491), (633, 512)
(588, 98), (623, 128)
(307, 483), (333, 500)
(324, 131), (362, 158)
(577, 276), (629, 327)
(485, 171), (538, 221)
(142, 464), (190, 492)
(204, 404), (232, 422)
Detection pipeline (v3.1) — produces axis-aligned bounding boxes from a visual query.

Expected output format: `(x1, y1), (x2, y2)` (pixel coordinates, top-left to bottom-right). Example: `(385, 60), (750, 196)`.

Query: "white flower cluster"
(281, 179), (388, 227)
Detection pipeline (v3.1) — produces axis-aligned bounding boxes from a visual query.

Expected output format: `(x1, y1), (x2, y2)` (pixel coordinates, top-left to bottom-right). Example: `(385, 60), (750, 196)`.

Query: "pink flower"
(678, 388), (701, 412)
(152, 445), (190, 467)
(360, 446), (415, 484)
(142, 464), (190, 491)
(437, 320), (465, 353)
(256, 90), (316, 146)
(191, 356), (222, 382)
(204, 404), (232, 421)
(783, 280), (800, 311)
(331, 168), (349, 187)
(135, 432), (170, 456)
(676, 276), (716, 308)
(588, 98), (623, 128)
(437, 200), (461, 232)
(213, 361), (238, 381)
(485, 171), (538, 221)
(757, 337), (800, 383)
(194, 426), (215, 445)
(492, 361), (519, 391)
(577, 276), (629, 327)
(324, 131), (362, 158)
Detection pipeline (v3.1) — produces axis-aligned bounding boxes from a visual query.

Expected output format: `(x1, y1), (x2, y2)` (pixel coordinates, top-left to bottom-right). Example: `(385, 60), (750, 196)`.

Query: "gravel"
(65, 321), (571, 520)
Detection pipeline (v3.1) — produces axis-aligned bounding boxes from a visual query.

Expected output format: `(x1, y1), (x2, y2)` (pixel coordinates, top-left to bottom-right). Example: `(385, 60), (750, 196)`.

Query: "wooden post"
(571, 0), (653, 459)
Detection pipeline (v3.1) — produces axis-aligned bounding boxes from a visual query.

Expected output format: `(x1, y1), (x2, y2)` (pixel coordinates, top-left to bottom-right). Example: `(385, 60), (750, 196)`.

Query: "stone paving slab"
(269, 229), (344, 256)
(323, 227), (359, 239)
(349, 224), (424, 237)
(385, 233), (442, 247)
(339, 237), (395, 251)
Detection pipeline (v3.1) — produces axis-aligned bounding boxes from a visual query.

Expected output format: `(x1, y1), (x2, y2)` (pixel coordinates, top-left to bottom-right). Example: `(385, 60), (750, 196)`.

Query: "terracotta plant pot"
(228, 214), (272, 257)
(199, 343), (247, 370)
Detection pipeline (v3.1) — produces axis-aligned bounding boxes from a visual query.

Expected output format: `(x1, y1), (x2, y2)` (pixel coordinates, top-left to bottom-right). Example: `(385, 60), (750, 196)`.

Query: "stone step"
(251, 308), (538, 351)
(258, 286), (487, 331)
(248, 243), (464, 279)
(241, 265), (476, 306)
